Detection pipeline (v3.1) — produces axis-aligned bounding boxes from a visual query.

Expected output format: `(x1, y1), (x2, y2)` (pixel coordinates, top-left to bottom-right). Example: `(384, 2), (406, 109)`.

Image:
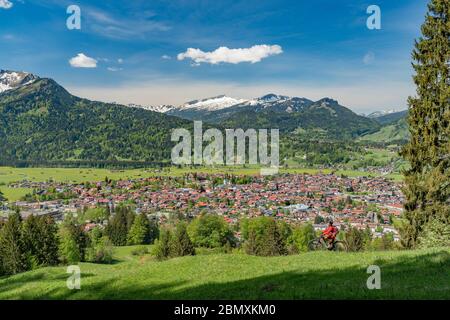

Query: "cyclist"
(322, 220), (339, 249)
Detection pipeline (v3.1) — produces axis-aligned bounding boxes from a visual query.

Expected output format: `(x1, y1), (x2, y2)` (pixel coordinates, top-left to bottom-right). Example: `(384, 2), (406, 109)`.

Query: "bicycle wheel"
(333, 241), (347, 252)
(308, 238), (326, 251)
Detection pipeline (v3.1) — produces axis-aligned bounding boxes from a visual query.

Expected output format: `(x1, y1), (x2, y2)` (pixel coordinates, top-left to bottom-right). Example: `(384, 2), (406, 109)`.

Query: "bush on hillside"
(86, 236), (114, 264)
(289, 223), (315, 253)
(243, 217), (287, 256)
(187, 214), (235, 248)
(344, 226), (364, 252)
(131, 246), (149, 256)
(153, 228), (172, 261)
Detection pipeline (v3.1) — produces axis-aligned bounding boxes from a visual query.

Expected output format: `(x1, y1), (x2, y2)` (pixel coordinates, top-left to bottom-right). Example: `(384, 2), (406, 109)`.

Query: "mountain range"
(0, 70), (409, 165)
(0, 70), (192, 164)
(129, 93), (407, 129)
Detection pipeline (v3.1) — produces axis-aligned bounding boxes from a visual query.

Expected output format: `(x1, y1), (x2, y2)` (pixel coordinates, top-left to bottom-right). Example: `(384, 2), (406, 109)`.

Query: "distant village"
(0, 173), (404, 241)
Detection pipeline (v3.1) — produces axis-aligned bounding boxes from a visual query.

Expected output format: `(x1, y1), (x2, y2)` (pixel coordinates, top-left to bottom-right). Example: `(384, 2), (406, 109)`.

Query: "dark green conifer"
(401, 0), (449, 247)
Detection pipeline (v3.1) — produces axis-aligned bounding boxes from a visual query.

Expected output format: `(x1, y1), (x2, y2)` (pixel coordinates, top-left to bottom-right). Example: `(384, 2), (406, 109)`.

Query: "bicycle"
(308, 235), (347, 252)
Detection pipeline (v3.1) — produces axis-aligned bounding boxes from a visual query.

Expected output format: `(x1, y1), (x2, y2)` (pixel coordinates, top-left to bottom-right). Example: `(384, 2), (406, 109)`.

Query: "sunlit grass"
(0, 247), (447, 300)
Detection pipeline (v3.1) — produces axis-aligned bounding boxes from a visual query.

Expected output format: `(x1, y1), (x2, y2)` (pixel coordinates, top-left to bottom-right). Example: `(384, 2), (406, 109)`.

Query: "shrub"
(344, 226), (364, 252)
(153, 228), (172, 261)
(370, 233), (396, 251)
(289, 223), (315, 252)
(131, 246), (149, 256)
(86, 236), (114, 264)
(188, 214), (235, 248)
(243, 217), (287, 256)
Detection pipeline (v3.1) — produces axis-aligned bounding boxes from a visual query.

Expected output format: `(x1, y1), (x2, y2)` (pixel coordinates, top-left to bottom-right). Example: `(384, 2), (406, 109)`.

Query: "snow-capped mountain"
(241, 94), (313, 113)
(164, 93), (315, 122)
(128, 95), (247, 115)
(128, 103), (174, 113)
(177, 95), (248, 111)
(367, 109), (400, 118)
(366, 109), (408, 125)
(0, 70), (39, 93)
(130, 93), (315, 117)
(246, 93), (290, 105)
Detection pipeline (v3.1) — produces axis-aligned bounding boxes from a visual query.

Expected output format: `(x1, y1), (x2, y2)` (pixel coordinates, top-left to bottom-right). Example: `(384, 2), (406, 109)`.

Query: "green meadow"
(0, 186), (32, 202)
(0, 166), (403, 185)
(0, 246), (448, 299)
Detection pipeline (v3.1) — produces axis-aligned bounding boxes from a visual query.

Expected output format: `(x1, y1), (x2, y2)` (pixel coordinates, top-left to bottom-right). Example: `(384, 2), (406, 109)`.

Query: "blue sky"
(0, 0), (429, 112)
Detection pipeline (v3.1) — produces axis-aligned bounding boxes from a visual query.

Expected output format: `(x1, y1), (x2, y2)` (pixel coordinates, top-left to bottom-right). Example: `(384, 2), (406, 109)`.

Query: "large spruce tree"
(0, 212), (28, 275)
(401, 0), (449, 248)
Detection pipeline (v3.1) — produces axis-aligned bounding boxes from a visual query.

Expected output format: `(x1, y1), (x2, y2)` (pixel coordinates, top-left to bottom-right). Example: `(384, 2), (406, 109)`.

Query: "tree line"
(0, 206), (403, 277)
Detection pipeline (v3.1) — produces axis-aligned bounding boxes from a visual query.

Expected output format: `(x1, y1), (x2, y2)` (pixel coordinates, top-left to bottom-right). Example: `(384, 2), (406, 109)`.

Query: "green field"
(0, 186), (32, 202)
(0, 166), (403, 185)
(0, 246), (448, 299)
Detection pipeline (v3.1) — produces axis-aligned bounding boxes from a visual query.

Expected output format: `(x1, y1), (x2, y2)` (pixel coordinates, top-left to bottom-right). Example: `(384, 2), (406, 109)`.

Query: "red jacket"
(323, 225), (338, 238)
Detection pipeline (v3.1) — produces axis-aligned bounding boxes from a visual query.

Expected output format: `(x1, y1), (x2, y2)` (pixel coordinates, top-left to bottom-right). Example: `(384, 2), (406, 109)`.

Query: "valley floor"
(0, 166), (403, 184)
(0, 246), (448, 300)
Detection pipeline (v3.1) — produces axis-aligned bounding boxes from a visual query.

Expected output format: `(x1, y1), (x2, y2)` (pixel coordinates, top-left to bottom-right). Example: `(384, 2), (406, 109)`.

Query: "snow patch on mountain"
(0, 70), (39, 93)
(367, 110), (400, 118)
(178, 95), (248, 111)
(128, 103), (175, 113)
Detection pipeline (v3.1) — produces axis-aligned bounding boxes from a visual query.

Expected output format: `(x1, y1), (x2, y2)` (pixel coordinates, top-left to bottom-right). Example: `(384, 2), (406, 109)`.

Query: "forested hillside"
(0, 78), (192, 164)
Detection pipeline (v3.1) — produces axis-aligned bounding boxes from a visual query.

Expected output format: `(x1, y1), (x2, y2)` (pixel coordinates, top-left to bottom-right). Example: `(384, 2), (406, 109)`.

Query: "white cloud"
(161, 55), (171, 60)
(69, 53), (98, 68)
(363, 51), (375, 65)
(177, 45), (283, 65)
(118, 58), (124, 64)
(0, 0), (13, 9)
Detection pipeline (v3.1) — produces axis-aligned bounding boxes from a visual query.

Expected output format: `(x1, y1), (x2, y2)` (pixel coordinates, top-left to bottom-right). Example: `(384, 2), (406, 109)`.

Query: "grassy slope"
(0, 246), (448, 300)
(359, 119), (409, 143)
